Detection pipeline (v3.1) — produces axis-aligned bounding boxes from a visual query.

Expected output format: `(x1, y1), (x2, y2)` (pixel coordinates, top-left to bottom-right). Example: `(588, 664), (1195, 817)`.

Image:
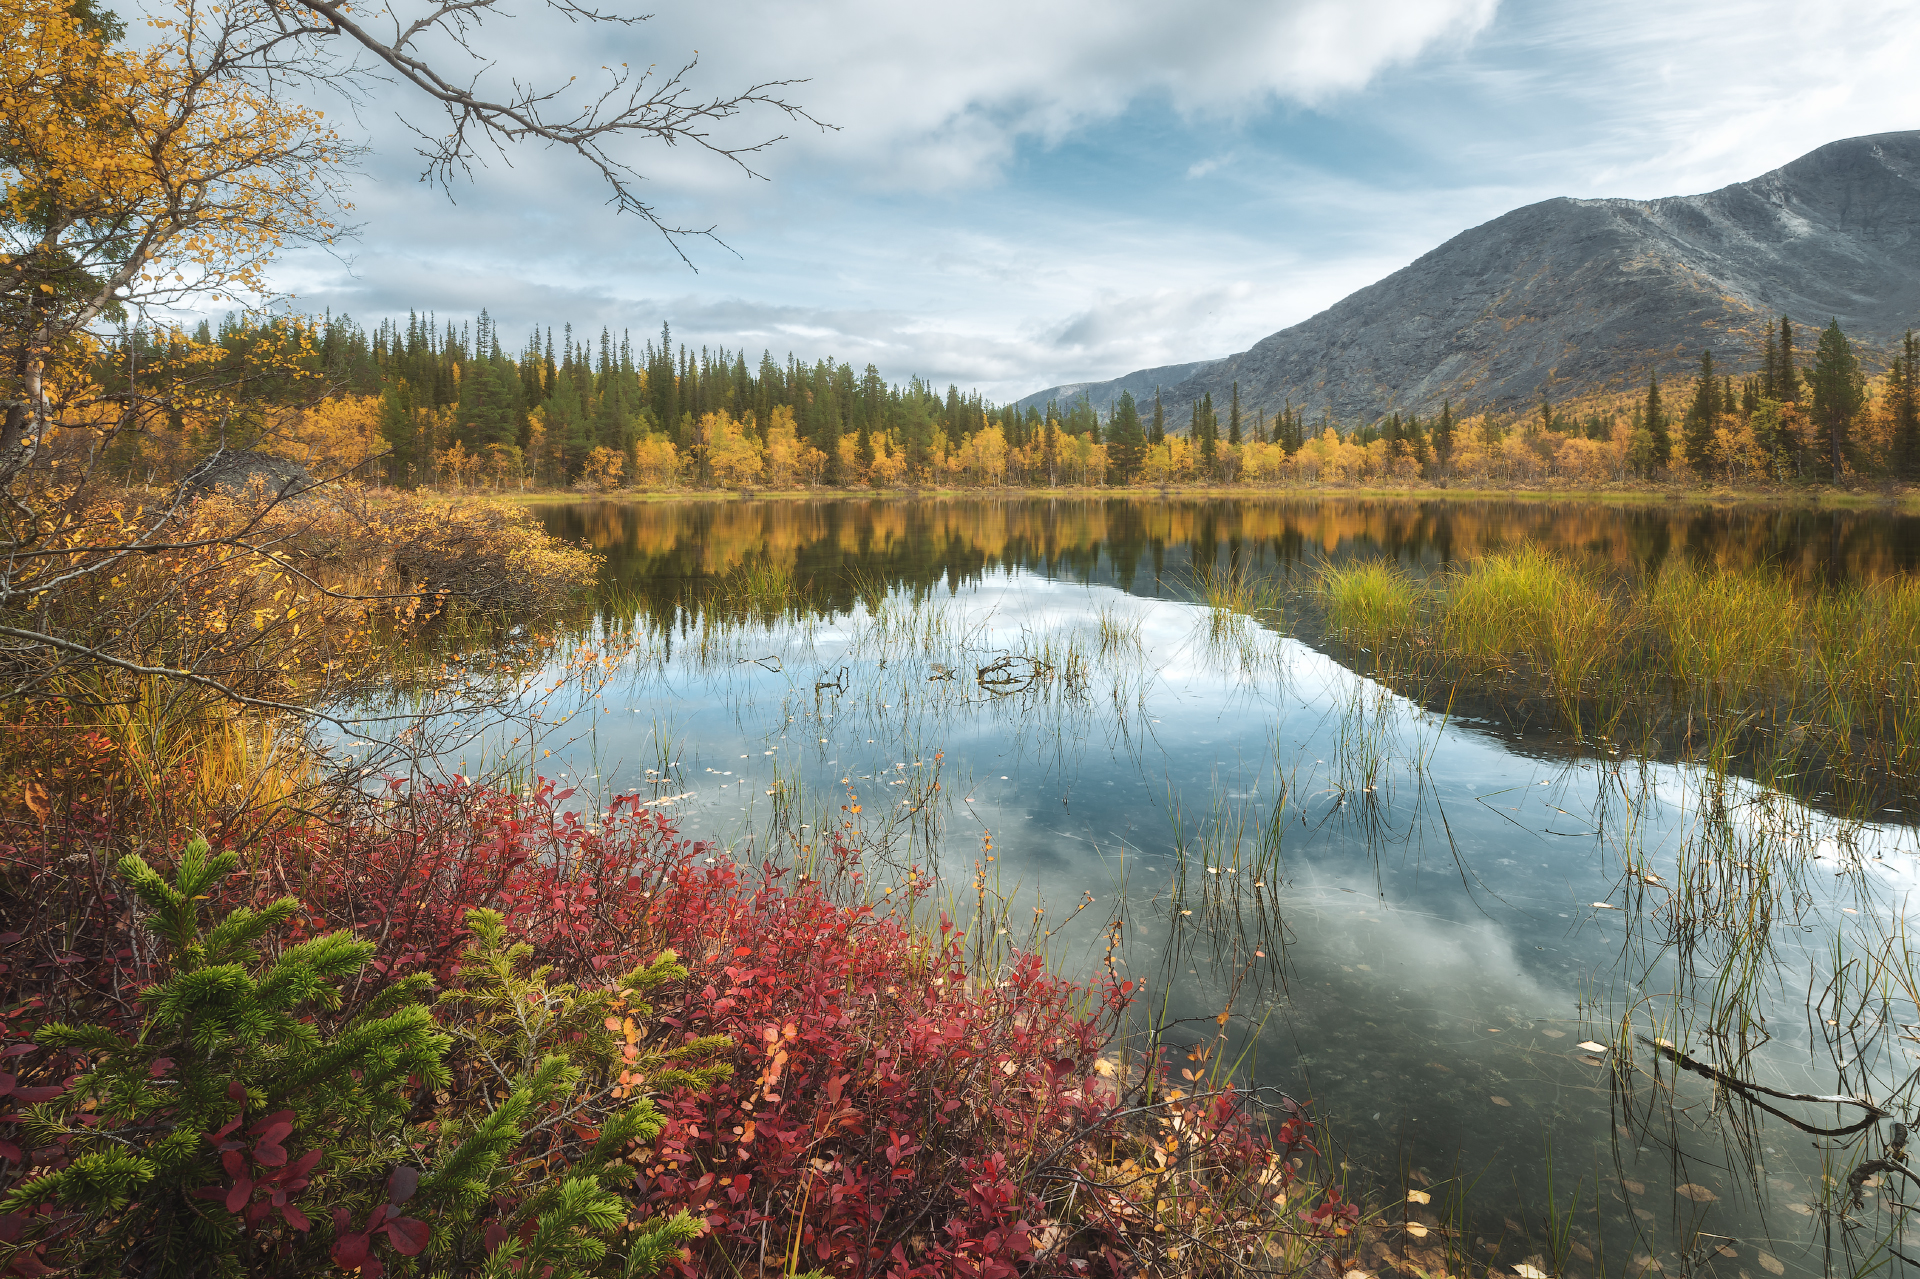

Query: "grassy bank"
(1312, 549), (1920, 812)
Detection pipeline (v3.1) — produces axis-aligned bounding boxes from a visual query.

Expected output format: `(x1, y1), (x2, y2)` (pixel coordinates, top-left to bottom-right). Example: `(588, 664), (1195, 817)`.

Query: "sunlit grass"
(1314, 551), (1920, 801)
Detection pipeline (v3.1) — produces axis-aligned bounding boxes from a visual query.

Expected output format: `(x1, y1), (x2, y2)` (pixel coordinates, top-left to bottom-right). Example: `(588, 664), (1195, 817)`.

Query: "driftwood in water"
(1639, 1036), (1888, 1136)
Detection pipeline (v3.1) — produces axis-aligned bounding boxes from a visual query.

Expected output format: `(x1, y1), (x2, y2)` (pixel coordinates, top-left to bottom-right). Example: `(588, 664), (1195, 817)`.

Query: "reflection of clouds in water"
(1293, 877), (1571, 1012)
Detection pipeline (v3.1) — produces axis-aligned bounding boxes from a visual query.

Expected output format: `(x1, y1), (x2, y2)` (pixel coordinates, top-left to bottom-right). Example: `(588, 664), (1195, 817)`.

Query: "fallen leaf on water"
(1405, 1222), (1430, 1238)
(1593, 901), (1621, 909)
(1411, 1169), (1433, 1186)
(1786, 1202), (1813, 1216)
(1757, 1252), (1785, 1275)
(1716, 1247), (1738, 1259)
(1632, 1208), (1654, 1222)
(1621, 1179), (1646, 1194)
(1343, 1270), (1372, 1279)
(1541, 1029), (1566, 1038)
(1486, 1027), (1503, 1033)
(1407, 1190), (1431, 1205)
(1573, 1242), (1595, 1262)
(1513, 1265), (1550, 1279)
(1577, 1040), (1608, 1053)
(1576, 1054), (1605, 1067)
(1676, 1183), (1719, 1202)
(1490, 1095), (1512, 1107)
(1093, 1058), (1116, 1077)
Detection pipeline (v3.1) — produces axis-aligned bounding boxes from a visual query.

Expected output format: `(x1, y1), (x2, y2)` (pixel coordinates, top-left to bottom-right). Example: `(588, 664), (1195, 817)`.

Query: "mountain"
(1020, 130), (1920, 425)
(1011, 359), (1220, 416)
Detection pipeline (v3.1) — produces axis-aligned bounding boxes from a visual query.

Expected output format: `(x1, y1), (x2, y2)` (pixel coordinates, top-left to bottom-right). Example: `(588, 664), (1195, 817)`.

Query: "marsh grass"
(1194, 563), (1286, 633)
(1096, 604), (1143, 652)
(722, 556), (800, 621)
(1313, 553), (1920, 806)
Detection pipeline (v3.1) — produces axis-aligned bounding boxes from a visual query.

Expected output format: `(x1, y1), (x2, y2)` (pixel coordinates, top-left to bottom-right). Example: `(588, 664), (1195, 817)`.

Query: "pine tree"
(1807, 317), (1863, 481)
(1682, 349), (1717, 473)
(1228, 382), (1242, 447)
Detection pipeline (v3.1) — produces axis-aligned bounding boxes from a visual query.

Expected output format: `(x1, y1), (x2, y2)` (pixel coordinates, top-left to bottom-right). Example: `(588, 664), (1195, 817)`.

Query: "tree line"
(98, 310), (1920, 490)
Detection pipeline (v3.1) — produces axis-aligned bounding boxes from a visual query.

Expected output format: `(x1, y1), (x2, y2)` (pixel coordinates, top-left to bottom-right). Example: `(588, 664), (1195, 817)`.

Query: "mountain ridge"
(1016, 130), (1920, 424)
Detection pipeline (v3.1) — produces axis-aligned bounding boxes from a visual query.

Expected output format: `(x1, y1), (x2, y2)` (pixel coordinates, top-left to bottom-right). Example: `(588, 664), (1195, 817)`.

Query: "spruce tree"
(1645, 372), (1670, 473)
(1109, 391), (1146, 483)
(549, 368), (589, 476)
(1807, 317), (1863, 481)
(1893, 330), (1920, 481)
(1228, 382), (1242, 447)
(379, 380), (419, 487)
(1682, 349), (1717, 473)
(855, 420), (875, 482)
(1432, 400), (1454, 462)
(1777, 316), (1799, 402)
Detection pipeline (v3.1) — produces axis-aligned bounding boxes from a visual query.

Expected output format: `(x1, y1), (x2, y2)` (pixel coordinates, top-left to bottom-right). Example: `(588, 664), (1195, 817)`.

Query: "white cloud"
(1390, 0), (1920, 200)
(331, 0), (1498, 193)
(625, 0), (1498, 187)
(214, 0), (1920, 407)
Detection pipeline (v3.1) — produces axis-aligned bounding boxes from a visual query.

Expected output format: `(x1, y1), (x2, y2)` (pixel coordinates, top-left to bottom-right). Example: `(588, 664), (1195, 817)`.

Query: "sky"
(262, 0), (1920, 403)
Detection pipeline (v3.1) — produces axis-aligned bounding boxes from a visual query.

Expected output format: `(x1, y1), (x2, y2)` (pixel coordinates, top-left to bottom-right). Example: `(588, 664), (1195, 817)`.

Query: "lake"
(516, 495), (1920, 1279)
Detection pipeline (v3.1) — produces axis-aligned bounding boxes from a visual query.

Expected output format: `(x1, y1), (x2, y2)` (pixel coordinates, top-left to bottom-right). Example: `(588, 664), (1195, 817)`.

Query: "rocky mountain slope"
(1017, 130), (1920, 424)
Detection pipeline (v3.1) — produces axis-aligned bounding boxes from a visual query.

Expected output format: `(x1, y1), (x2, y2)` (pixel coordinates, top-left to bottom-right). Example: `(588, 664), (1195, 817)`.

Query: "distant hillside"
(1023, 130), (1920, 425)
(1011, 359), (1218, 416)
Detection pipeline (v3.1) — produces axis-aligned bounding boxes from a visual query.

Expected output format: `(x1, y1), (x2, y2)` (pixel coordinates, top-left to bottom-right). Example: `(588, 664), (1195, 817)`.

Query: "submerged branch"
(1640, 1036), (1888, 1136)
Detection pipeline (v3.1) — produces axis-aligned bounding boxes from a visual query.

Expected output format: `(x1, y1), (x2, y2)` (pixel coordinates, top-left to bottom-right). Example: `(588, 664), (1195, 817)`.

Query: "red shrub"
(2, 778), (1329, 1279)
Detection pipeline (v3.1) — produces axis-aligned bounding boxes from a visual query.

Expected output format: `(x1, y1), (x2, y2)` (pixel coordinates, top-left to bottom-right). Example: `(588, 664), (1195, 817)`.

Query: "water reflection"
(542, 495), (1920, 631)
(521, 497), (1920, 1279)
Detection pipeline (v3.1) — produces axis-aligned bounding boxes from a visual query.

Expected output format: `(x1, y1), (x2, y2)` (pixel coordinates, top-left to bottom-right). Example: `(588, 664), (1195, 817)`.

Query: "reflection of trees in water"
(539, 496), (1920, 631)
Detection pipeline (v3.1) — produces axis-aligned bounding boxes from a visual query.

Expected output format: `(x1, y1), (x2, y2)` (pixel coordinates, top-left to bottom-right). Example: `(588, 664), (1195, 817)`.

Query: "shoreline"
(476, 480), (1920, 510)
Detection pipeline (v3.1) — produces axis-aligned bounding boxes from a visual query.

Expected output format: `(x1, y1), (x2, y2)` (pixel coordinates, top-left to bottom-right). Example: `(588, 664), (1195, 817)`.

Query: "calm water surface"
(519, 496), (1920, 1279)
